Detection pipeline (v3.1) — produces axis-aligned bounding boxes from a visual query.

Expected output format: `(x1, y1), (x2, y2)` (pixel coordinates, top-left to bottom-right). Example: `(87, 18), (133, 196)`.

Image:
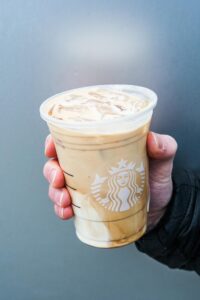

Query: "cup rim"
(40, 84), (157, 130)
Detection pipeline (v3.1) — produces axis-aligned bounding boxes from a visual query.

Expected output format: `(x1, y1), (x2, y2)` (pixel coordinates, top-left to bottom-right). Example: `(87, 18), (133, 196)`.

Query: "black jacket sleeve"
(135, 169), (200, 275)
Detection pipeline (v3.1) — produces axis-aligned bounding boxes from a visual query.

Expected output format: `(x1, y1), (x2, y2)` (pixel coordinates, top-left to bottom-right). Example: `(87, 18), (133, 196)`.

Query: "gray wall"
(1, 1), (200, 299)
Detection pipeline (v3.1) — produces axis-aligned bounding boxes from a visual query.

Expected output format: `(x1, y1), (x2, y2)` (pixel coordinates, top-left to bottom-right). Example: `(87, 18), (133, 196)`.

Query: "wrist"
(136, 169), (200, 272)
(147, 207), (168, 231)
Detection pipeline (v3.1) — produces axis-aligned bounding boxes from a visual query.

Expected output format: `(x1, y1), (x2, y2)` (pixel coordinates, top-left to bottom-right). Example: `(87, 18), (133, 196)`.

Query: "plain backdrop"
(0, 1), (200, 300)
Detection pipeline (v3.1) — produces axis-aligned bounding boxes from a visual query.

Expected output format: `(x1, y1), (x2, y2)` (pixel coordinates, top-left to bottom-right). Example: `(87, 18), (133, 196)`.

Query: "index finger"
(45, 134), (57, 158)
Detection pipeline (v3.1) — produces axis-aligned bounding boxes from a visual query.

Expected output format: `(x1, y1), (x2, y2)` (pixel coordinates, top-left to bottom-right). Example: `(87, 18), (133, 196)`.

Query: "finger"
(43, 159), (65, 188)
(147, 131), (178, 161)
(147, 131), (178, 185)
(48, 186), (71, 208)
(45, 134), (57, 158)
(54, 204), (74, 220)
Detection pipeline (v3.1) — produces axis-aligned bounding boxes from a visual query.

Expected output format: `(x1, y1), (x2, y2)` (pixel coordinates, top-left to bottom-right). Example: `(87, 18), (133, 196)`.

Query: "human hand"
(43, 135), (74, 220)
(146, 132), (177, 230)
(43, 132), (177, 230)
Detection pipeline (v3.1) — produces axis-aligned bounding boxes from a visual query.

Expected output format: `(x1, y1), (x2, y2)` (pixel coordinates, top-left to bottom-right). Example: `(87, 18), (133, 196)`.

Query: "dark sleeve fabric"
(135, 169), (200, 275)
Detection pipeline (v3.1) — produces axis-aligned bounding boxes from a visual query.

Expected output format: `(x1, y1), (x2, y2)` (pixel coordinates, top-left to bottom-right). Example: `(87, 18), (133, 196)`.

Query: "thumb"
(147, 131), (178, 185)
(147, 132), (178, 161)
(147, 132), (178, 214)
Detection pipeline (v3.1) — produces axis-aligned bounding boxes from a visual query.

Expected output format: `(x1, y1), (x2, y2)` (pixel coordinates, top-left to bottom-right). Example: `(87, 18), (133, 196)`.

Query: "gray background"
(1, 0), (200, 299)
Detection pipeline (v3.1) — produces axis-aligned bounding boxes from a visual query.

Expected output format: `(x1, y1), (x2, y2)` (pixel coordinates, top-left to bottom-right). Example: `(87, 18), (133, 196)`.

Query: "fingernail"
(59, 192), (64, 206)
(50, 169), (57, 184)
(157, 138), (166, 151)
(160, 143), (166, 151)
(151, 133), (158, 146)
(152, 133), (166, 151)
(158, 140), (166, 152)
(45, 135), (51, 151)
(61, 208), (64, 218)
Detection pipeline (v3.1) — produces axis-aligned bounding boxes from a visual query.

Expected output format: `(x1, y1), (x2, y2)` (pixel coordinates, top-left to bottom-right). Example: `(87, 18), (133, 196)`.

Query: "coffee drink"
(40, 85), (157, 248)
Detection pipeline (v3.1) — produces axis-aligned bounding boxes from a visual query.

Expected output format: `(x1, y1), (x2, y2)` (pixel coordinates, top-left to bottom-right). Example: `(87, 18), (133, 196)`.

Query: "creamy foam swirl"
(47, 86), (151, 123)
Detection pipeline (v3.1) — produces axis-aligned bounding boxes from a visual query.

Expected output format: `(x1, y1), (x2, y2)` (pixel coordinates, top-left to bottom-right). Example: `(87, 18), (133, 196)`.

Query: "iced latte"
(40, 85), (157, 248)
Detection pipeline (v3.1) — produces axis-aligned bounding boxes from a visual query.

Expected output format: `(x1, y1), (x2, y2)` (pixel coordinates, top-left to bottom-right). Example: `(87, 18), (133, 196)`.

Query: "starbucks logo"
(91, 159), (145, 212)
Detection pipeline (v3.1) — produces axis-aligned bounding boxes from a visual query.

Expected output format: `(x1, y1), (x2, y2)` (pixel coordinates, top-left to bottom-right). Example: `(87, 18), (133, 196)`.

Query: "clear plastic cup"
(40, 85), (157, 248)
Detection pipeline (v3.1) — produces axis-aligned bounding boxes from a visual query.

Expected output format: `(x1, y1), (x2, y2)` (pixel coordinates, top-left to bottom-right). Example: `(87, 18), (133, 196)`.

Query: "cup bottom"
(75, 224), (146, 248)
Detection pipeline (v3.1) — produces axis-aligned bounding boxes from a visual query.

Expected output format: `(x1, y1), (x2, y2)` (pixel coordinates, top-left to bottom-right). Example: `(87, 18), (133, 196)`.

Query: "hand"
(43, 135), (74, 220)
(146, 132), (177, 230)
(43, 132), (177, 230)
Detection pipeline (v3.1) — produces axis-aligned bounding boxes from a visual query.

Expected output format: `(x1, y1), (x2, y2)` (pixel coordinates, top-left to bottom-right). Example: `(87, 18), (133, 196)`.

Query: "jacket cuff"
(135, 169), (200, 272)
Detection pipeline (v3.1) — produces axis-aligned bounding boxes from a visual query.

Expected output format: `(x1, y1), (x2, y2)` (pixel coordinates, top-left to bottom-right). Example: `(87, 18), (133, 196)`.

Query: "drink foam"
(47, 86), (151, 123)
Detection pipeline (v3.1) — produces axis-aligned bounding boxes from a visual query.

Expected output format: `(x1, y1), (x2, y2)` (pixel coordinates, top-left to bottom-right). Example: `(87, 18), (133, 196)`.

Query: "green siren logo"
(91, 159), (145, 212)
